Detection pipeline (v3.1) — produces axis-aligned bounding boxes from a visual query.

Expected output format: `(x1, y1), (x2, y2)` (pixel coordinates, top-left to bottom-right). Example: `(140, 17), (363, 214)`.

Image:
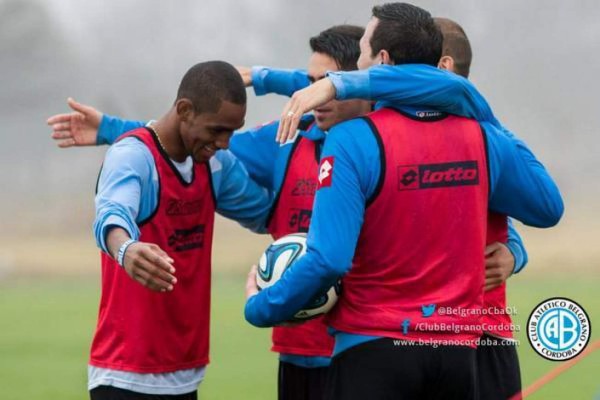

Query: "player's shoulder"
(326, 116), (375, 146)
(105, 134), (154, 174)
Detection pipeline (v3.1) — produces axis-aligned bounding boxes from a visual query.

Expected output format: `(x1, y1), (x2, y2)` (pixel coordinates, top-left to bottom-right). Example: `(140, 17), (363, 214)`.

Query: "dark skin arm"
(107, 227), (177, 292)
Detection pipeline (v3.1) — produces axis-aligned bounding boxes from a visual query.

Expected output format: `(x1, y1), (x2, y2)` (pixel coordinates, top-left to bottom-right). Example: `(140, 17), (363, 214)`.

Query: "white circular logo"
(527, 298), (591, 361)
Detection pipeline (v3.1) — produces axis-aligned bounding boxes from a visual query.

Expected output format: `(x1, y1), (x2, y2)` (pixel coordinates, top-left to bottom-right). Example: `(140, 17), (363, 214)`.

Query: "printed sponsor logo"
(291, 179), (317, 197)
(318, 157), (334, 188)
(167, 224), (205, 252)
(415, 110), (444, 118)
(288, 209), (312, 232)
(397, 161), (479, 191)
(166, 199), (203, 216)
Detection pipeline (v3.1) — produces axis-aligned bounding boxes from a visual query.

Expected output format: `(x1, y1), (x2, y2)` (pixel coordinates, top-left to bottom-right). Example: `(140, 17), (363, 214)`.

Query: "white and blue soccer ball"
(256, 233), (341, 321)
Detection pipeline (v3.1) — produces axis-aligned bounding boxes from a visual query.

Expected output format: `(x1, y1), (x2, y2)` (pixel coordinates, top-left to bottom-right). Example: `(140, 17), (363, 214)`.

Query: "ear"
(379, 49), (394, 65)
(175, 99), (195, 122)
(437, 55), (455, 73)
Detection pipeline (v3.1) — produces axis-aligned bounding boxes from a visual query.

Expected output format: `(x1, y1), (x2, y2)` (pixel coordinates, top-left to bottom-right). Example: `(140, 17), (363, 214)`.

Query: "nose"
(214, 132), (231, 150)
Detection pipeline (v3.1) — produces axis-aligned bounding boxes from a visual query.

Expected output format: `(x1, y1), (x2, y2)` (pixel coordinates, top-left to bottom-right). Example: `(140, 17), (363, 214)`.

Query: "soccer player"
(244, 4), (563, 400)
(435, 18), (525, 400)
(86, 61), (272, 400)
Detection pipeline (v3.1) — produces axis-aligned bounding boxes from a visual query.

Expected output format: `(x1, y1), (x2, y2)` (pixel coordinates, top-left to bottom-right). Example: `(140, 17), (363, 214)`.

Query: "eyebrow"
(308, 74), (325, 83)
(209, 120), (246, 131)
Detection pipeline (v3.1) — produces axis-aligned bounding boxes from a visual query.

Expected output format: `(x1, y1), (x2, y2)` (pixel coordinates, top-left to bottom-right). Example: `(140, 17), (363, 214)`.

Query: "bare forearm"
(106, 227), (131, 259)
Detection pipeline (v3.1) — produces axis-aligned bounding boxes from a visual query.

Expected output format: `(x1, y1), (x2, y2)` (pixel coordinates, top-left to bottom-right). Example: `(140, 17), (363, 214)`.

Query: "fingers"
(46, 113), (73, 125)
(124, 244), (176, 292)
(245, 265), (259, 299)
(235, 66), (252, 87)
(50, 121), (72, 133)
(485, 242), (502, 256)
(484, 278), (502, 292)
(57, 139), (76, 148)
(277, 99), (301, 143)
(277, 101), (293, 143)
(137, 257), (176, 292)
(51, 130), (73, 140)
(131, 268), (162, 292)
(67, 97), (94, 116)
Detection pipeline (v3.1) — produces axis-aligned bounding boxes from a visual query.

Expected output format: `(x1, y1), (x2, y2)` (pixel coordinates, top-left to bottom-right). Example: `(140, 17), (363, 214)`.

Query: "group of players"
(48, 2), (563, 400)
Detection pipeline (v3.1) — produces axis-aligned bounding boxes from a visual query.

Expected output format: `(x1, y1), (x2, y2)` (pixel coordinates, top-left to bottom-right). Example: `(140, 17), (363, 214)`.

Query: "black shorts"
(476, 333), (522, 400)
(89, 385), (197, 400)
(324, 338), (477, 400)
(278, 361), (329, 400)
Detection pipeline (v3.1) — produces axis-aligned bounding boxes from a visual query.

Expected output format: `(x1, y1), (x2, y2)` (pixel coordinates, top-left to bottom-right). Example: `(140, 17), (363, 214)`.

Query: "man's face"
(307, 52), (370, 131)
(180, 100), (246, 163)
(357, 17), (381, 70)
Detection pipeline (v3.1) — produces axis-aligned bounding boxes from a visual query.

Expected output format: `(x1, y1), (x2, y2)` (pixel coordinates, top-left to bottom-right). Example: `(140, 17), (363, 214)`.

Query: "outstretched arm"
(48, 98), (146, 147)
(248, 66), (311, 97)
(276, 64), (499, 142)
(212, 150), (275, 234)
(48, 98), (103, 147)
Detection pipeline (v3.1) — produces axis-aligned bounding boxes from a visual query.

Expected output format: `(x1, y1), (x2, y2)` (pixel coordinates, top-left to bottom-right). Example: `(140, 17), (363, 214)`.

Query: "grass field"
(0, 271), (599, 400)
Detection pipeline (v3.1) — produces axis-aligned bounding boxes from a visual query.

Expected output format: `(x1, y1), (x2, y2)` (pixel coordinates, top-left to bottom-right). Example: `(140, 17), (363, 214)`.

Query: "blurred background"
(0, 0), (598, 398)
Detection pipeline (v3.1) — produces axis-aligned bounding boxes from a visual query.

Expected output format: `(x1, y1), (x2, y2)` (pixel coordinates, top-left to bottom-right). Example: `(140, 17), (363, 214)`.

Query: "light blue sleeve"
(483, 121), (564, 228)
(212, 150), (274, 234)
(97, 114), (147, 145)
(229, 121), (280, 190)
(506, 218), (528, 274)
(244, 118), (380, 327)
(93, 138), (157, 253)
(251, 66), (311, 97)
(327, 64), (499, 125)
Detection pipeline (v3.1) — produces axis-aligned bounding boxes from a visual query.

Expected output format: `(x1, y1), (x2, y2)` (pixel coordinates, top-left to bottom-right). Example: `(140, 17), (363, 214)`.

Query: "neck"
(153, 110), (187, 163)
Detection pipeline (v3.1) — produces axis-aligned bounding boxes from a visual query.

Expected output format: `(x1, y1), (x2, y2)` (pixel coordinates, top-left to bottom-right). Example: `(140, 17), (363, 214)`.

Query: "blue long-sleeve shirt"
(327, 64), (564, 227)
(244, 111), (561, 329)
(94, 138), (272, 254)
(247, 66), (534, 269)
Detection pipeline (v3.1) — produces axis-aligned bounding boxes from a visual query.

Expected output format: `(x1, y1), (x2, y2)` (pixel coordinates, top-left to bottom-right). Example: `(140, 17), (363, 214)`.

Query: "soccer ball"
(256, 233), (340, 321)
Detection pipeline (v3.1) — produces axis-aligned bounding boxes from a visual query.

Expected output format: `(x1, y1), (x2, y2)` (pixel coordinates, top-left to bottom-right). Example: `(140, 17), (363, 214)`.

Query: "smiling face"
(307, 52), (370, 131)
(179, 100), (246, 163)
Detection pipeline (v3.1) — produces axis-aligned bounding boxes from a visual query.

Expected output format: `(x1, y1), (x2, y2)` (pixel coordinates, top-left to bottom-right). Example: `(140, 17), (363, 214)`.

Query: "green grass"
(0, 273), (598, 399)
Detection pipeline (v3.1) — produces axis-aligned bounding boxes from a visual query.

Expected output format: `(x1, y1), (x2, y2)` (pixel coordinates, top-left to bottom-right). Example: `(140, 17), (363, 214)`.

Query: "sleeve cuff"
(326, 70), (371, 101)
(98, 215), (135, 255)
(505, 240), (526, 274)
(251, 66), (268, 96)
(96, 114), (112, 145)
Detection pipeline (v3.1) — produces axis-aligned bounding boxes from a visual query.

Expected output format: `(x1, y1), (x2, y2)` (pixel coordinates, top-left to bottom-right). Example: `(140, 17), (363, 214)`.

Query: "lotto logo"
(397, 161), (479, 191)
(288, 209), (312, 232)
(318, 157), (334, 188)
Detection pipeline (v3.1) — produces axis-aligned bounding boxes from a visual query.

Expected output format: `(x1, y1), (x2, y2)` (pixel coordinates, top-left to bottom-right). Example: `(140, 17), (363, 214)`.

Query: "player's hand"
(276, 78), (336, 143)
(236, 66), (253, 87)
(484, 242), (515, 291)
(123, 242), (177, 292)
(47, 97), (102, 148)
(246, 264), (259, 300)
(245, 264), (303, 327)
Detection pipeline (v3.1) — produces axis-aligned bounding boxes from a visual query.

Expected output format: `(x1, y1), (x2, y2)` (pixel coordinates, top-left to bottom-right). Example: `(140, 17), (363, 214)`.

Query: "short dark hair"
(176, 61), (246, 114)
(309, 25), (365, 71)
(370, 3), (442, 66)
(434, 17), (472, 78)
